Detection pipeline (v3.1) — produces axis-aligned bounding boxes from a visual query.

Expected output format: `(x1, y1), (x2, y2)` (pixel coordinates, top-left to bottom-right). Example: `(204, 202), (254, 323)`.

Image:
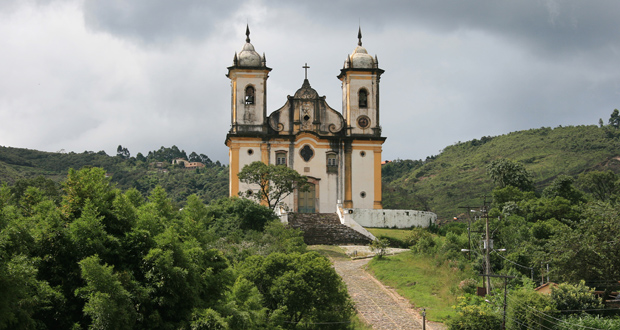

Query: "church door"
(298, 183), (316, 213)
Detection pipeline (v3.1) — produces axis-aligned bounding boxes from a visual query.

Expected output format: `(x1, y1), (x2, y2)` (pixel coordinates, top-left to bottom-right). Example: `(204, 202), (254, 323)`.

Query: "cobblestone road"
(332, 251), (446, 330)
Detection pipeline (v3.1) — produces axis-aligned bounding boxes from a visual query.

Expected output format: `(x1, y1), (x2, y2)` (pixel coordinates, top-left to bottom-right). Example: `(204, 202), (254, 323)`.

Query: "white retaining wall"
(343, 208), (437, 229)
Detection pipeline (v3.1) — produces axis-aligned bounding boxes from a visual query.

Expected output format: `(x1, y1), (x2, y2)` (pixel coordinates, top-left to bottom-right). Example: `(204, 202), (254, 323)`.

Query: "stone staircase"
(287, 213), (373, 245)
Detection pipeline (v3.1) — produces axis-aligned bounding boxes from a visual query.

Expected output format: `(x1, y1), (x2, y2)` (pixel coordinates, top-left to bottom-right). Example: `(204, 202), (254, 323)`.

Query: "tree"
(135, 152), (147, 162)
(546, 202), (620, 284)
(486, 159), (534, 191)
(239, 252), (353, 328)
(577, 170), (619, 202)
(188, 152), (199, 162)
(76, 255), (136, 330)
(608, 109), (620, 129)
(116, 145), (130, 159)
(237, 161), (308, 210)
(542, 175), (584, 205)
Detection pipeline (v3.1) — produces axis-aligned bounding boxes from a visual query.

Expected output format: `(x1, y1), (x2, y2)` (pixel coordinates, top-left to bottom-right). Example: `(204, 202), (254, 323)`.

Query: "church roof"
(346, 27), (376, 69)
(293, 79), (319, 99)
(235, 25), (265, 68)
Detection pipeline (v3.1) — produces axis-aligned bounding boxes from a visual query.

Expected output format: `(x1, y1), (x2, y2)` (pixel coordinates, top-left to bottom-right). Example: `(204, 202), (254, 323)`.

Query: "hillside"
(4, 125), (620, 218)
(0, 145), (228, 206)
(382, 125), (620, 220)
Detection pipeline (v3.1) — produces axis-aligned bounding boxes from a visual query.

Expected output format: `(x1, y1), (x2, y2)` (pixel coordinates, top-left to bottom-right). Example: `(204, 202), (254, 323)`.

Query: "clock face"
(357, 116), (370, 129)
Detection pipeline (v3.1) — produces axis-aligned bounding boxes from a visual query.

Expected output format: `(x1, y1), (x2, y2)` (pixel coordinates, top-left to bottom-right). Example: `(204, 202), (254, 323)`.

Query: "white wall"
(343, 208), (437, 229)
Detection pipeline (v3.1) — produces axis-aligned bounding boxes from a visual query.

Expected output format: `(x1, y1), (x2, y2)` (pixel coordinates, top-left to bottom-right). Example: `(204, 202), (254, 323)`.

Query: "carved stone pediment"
(268, 79), (344, 136)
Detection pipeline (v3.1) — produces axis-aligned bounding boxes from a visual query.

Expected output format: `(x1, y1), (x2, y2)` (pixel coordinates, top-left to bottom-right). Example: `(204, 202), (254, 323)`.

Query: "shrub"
(507, 286), (556, 330)
(552, 280), (603, 311)
(458, 279), (478, 295)
(375, 235), (408, 248)
(370, 238), (390, 258)
(447, 295), (501, 330)
(556, 314), (620, 329)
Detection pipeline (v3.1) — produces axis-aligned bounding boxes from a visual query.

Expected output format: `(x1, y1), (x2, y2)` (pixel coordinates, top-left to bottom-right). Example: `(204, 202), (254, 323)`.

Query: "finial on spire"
(357, 26), (362, 46)
(245, 24), (250, 43)
(303, 63), (310, 80)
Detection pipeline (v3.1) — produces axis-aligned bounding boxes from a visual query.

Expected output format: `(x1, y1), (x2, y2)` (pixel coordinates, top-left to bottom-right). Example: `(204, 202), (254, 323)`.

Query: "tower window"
(327, 153), (337, 166)
(275, 151), (287, 166)
(245, 86), (255, 105)
(326, 153), (337, 173)
(358, 89), (368, 108)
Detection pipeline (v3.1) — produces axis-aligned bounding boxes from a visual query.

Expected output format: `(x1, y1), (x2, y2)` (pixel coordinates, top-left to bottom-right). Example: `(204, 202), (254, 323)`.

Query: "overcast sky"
(1, 0), (619, 163)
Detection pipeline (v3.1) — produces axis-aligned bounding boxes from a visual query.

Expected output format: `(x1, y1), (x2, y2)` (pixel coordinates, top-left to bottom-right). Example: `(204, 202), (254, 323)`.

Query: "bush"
(370, 238), (390, 258)
(506, 286), (556, 330)
(375, 235), (409, 248)
(411, 235), (437, 254)
(447, 295), (502, 330)
(438, 222), (467, 236)
(552, 280), (603, 311)
(556, 314), (620, 329)
(407, 228), (436, 251)
(440, 232), (468, 259)
(458, 279), (478, 295)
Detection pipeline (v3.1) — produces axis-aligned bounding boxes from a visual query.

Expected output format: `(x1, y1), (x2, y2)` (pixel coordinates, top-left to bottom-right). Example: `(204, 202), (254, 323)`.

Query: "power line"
(527, 306), (605, 330)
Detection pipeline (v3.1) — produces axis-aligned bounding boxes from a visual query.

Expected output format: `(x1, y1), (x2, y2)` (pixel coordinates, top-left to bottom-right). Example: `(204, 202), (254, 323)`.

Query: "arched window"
(245, 86), (255, 105)
(275, 151), (287, 165)
(358, 89), (368, 108)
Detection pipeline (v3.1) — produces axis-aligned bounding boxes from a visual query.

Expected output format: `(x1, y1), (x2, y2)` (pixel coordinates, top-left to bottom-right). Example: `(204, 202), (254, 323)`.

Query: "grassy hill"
(4, 124), (620, 218)
(0, 146), (228, 206)
(382, 125), (620, 220)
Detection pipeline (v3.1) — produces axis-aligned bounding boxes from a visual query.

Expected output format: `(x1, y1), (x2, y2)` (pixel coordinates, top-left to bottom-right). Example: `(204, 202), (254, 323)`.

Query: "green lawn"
(367, 252), (474, 323)
(366, 228), (412, 241)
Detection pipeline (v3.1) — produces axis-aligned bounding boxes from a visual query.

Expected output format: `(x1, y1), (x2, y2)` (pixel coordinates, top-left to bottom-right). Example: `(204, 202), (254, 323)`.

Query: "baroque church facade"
(225, 27), (385, 214)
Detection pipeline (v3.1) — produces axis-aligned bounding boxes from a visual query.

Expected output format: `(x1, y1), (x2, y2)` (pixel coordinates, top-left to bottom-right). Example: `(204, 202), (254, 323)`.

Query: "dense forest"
(0, 167), (353, 329)
(0, 145), (228, 208)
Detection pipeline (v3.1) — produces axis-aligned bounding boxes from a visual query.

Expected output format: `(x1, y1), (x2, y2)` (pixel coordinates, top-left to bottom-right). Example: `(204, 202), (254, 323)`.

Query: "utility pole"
(458, 205), (479, 260)
(480, 274), (515, 330)
(483, 196), (491, 292)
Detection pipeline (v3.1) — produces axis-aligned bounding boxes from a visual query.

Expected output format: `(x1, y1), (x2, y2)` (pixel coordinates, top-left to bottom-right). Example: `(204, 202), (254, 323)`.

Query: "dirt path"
(331, 247), (446, 330)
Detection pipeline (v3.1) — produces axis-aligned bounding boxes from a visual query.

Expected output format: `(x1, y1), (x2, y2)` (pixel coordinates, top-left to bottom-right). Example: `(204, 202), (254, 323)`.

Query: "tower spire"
(357, 26), (362, 46)
(246, 24), (250, 43)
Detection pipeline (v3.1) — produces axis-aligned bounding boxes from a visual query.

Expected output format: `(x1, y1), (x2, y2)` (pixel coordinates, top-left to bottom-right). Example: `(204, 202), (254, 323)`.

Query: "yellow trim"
(351, 143), (384, 150)
(230, 146), (240, 197)
(261, 144), (269, 164)
(232, 80), (237, 124)
(346, 77), (351, 127)
(373, 147), (383, 209)
(344, 148), (353, 208)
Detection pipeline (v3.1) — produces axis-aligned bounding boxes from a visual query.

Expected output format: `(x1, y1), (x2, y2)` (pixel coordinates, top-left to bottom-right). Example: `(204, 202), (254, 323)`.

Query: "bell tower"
(338, 28), (384, 136)
(227, 25), (271, 134)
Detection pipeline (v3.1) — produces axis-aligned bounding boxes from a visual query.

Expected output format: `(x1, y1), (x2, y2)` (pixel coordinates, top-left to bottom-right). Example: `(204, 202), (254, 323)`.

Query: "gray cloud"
(83, 0), (236, 44)
(1, 0), (619, 163)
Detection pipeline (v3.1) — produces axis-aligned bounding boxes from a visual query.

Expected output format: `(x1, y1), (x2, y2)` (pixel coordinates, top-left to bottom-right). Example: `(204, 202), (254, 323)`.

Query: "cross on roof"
(303, 63), (310, 79)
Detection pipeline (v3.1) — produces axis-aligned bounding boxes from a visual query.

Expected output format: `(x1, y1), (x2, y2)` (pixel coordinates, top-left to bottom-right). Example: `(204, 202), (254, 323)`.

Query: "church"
(225, 26), (386, 214)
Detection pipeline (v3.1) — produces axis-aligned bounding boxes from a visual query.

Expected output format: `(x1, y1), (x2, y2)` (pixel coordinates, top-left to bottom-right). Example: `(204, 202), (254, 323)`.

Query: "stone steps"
(288, 213), (372, 245)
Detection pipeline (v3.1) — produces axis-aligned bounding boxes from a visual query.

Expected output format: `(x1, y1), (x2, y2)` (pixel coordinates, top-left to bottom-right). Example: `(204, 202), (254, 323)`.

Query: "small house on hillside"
(172, 158), (205, 169)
